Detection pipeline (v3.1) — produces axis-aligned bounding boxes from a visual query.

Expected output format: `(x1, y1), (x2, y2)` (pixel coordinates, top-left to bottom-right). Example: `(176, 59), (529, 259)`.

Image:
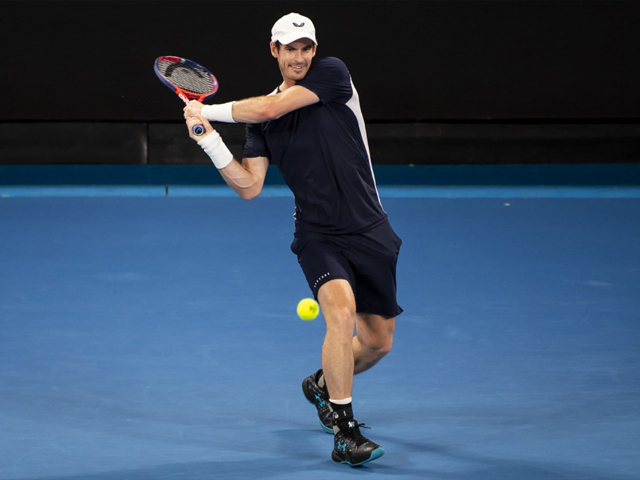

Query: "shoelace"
(346, 422), (371, 447)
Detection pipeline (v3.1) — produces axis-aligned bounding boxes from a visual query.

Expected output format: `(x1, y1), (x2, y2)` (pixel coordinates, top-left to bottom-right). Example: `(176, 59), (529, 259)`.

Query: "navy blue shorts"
(290, 220), (403, 318)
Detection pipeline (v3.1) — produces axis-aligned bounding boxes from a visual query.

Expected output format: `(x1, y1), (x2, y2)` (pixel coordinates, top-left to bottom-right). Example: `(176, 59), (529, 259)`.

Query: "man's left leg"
(353, 313), (396, 374)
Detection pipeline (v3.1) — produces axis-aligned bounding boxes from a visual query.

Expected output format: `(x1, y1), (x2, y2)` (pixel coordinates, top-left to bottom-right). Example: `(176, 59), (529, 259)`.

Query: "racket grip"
(192, 125), (205, 136)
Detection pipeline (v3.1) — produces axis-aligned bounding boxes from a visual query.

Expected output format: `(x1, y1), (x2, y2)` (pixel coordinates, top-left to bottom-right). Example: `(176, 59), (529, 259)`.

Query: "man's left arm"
(185, 86), (319, 124)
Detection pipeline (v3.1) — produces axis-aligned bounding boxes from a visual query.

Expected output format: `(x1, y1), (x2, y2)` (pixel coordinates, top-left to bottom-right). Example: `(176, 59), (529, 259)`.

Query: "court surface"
(1, 192), (639, 479)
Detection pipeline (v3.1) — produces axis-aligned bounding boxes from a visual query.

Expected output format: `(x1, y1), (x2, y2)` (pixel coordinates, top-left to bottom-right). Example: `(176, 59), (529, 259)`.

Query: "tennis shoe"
(332, 420), (385, 466)
(302, 369), (334, 434)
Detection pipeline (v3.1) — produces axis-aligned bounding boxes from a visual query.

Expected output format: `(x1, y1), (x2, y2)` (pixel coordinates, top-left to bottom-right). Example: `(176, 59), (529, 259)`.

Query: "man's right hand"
(186, 115), (214, 141)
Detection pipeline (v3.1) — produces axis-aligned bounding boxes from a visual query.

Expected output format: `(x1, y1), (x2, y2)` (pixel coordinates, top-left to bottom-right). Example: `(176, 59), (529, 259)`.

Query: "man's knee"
(375, 335), (394, 357)
(325, 306), (357, 337)
(356, 314), (395, 358)
(361, 332), (393, 359)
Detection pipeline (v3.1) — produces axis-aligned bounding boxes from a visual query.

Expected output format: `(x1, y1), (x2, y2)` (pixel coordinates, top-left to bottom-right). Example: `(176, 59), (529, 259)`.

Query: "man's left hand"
(184, 100), (204, 119)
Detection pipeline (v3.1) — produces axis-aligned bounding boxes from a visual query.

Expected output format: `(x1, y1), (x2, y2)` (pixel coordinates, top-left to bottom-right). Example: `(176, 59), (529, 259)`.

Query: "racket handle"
(192, 125), (205, 136)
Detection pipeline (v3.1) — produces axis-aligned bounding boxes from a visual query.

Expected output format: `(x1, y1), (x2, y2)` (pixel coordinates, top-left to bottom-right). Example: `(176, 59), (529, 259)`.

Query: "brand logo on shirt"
(293, 22), (305, 27)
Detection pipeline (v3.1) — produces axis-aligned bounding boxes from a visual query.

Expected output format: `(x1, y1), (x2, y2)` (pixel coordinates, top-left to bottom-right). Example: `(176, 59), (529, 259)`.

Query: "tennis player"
(183, 12), (402, 467)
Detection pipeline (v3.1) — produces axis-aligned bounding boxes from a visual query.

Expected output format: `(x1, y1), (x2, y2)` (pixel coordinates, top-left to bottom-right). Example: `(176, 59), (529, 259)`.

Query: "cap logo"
(293, 22), (305, 27)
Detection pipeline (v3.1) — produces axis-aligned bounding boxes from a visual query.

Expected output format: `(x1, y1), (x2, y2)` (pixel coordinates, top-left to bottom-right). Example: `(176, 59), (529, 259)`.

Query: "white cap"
(271, 12), (317, 45)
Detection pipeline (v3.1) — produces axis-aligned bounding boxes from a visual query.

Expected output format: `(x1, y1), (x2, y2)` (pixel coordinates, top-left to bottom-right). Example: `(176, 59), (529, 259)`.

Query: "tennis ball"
(297, 298), (319, 321)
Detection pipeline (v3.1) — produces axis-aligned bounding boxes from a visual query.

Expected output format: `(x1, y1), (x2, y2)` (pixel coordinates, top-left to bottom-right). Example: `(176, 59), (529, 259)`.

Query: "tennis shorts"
(290, 220), (403, 318)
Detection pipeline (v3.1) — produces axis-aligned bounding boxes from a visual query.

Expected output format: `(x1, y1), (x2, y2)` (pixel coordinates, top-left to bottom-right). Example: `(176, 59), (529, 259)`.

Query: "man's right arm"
(187, 115), (268, 200)
(218, 155), (269, 200)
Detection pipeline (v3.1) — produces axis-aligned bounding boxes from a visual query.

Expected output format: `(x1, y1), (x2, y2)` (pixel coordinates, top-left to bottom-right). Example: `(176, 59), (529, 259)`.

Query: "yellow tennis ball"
(297, 298), (319, 321)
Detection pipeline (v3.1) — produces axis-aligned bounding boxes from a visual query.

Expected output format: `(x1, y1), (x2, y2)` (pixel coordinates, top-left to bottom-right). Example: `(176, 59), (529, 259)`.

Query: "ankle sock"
(330, 399), (354, 431)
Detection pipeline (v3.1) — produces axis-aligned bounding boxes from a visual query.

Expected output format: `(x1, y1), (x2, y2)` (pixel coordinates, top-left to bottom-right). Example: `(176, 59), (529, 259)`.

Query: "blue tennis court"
(1, 184), (639, 479)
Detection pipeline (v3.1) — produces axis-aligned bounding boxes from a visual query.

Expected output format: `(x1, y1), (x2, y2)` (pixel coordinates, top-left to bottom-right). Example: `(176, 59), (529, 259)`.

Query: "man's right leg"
(304, 311), (396, 433)
(315, 279), (385, 466)
(302, 278), (356, 433)
(317, 279), (356, 400)
(294, 237), (383, 464)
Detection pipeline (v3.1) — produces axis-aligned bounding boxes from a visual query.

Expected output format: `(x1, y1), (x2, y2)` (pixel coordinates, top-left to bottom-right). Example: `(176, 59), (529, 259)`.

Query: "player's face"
(271, 39), (317, 84)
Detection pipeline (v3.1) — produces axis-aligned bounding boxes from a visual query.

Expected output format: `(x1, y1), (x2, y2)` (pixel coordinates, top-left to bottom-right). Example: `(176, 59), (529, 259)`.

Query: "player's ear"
(312, 45), (317, 57)
(270, 42), (279, 58)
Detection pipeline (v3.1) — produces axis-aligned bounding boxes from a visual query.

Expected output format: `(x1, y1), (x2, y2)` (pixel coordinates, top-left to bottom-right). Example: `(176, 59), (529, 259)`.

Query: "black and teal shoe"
(331, 420), (385, 467)
(302, 369), (334, 434)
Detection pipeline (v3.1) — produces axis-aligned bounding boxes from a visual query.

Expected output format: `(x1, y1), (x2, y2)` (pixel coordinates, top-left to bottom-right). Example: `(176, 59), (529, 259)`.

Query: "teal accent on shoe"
(340, 447), (385, 467)
(319, 418), (334, 434)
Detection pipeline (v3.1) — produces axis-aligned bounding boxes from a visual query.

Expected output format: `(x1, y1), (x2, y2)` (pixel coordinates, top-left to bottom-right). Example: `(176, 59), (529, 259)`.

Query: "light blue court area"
(4, 184), (640, 199)
(1, 168), (640, 479)
(2, 163), (640, 199)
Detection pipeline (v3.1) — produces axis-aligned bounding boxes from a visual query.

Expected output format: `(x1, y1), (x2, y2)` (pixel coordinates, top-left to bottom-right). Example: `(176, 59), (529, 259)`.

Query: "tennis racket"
(154, 56), (219, 136)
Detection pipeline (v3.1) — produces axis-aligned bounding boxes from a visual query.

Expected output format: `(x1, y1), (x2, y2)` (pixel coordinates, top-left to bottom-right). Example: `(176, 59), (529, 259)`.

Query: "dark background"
(1, 1), (640, 166)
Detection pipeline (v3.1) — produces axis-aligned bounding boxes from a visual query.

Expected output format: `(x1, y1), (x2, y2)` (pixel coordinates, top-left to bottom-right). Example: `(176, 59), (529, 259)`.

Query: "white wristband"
(197, 131), (234, 169)
(200, 102), (236, 123)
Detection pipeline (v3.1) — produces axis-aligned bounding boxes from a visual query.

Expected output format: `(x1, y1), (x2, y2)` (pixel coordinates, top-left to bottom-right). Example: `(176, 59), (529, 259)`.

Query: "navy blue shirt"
(243, 57), (387, 235)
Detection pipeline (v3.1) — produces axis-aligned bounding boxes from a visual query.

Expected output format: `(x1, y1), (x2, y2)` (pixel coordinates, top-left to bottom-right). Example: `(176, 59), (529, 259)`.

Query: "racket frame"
(154, 56), (219, 135)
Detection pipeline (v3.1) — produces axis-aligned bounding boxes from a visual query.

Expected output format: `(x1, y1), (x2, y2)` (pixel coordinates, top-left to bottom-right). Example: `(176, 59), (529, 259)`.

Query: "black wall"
(3, 0), (640, 122)
(2, 1), (640, 166)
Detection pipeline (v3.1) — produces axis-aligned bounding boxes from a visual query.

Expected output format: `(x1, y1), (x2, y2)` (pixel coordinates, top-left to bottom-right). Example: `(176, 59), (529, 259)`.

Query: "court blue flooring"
(1, 194), (639, 479)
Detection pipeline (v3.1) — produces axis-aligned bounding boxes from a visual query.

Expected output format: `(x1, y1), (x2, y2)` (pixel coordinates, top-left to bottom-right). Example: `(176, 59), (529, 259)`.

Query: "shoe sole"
(332, 447), (385, 466)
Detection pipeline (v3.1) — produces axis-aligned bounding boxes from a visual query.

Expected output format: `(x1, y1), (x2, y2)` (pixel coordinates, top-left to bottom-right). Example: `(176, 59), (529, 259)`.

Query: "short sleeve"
(243, 123), (270, 159)
(297, 57), (353, 104)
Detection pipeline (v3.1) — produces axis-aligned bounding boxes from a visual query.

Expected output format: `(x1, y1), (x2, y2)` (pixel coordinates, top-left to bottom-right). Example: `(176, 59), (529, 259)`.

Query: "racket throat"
(178, 92), (190, 105)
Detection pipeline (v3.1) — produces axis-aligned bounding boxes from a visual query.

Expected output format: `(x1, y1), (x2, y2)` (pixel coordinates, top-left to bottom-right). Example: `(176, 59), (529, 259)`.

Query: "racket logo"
(165, 63), (204, 79)
(293, 22), (305, 27)
(178, 93), (189, 104)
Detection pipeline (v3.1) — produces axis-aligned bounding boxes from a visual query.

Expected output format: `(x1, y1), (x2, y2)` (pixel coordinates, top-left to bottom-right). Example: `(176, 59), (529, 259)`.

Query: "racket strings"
(157, 60), (216, 95)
